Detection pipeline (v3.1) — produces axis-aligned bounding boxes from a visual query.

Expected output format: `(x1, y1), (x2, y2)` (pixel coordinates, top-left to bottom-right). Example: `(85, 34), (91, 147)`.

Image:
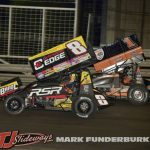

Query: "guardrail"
(0, 49), (149, 84)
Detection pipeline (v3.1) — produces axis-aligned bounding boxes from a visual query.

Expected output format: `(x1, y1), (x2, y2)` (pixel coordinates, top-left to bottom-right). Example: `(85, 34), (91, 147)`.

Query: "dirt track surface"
(0, 100), (150, 150)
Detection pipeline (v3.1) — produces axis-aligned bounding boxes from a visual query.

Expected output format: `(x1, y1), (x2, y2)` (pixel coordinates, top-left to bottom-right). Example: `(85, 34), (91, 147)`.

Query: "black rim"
(77, 100), (91, 114)
(7, 98), (22, 112)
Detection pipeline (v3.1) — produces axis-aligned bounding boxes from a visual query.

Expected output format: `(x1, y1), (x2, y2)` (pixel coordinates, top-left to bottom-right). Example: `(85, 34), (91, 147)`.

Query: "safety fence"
(0, 4), (77, 64)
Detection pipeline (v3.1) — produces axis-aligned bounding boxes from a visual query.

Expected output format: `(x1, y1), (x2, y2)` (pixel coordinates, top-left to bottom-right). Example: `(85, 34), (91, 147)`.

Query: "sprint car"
(0, 35), (149, 118)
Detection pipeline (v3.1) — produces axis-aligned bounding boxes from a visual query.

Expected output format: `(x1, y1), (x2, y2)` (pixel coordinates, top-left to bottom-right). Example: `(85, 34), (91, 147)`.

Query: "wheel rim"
(133, 90), (144, 101)
(7, 99), (22, 112)
(78, 101), (91, 114)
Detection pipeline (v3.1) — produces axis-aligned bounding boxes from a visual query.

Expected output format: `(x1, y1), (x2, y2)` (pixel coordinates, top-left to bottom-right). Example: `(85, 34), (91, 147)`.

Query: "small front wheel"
(72, 95), (96, 118)
(4, 95), (25, 115)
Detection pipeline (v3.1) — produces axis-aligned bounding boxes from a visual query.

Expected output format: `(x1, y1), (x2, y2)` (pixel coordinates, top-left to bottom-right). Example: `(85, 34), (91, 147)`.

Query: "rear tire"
(127, 84), (149, 105)
(4, 95), (25, 115)
(72, 95), (96, 118)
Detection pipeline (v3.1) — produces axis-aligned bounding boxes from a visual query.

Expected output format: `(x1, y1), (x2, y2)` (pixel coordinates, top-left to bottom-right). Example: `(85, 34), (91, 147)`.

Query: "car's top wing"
(29, 36), (92, 80)
(94, 34), (144, 72)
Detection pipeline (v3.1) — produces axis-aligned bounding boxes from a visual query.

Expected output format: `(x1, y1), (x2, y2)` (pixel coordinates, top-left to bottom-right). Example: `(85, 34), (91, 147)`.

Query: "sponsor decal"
(71, 53), (91, 66)
(0, 81), (18, 96)
(29, 36), (87, 61)
(34, 51), (66, 71)
(80, 71), (92, 85)
(0, 131), (53, 149)
(53, 61), (70, 72)
(33, 41), (88, 71)
(29, 36), (91, 80)
(28, 87), (63, 97)
(94, 48), (104, 60)
(34, 58), (44, 71)
(36, 72), (45, 79)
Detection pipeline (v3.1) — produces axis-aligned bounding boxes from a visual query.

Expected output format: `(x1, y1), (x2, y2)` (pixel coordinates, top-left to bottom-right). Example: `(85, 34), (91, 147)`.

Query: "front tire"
(127, 84), (149, 105)
(72, 95), (96, 118)
(4, 95), (25, 115)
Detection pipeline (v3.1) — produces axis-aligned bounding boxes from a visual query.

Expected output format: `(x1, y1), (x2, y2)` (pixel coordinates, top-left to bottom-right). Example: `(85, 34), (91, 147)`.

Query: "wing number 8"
(66, 41), (87, 55)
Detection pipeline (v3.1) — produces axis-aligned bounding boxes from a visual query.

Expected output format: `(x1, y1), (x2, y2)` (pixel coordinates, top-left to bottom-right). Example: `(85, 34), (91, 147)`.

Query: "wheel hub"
(10, 100), (20, 110)
(80, 102), (89, 112)
(134, 90), (143, 101)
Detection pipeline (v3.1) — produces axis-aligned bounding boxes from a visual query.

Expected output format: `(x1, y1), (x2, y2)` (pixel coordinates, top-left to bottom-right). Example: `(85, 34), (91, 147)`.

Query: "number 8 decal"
(66, 41), (87, 55)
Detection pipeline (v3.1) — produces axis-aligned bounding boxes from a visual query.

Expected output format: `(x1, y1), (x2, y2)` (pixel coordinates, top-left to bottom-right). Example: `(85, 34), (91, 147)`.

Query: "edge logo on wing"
(34, 51), (66, 71)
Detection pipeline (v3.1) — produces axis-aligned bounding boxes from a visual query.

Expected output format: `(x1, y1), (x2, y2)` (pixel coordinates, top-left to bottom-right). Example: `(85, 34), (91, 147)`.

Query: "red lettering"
(0, 131), (18, 149)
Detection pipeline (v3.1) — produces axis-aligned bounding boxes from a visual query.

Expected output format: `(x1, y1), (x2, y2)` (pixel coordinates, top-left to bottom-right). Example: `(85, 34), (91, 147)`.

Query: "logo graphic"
(94, 48), (104, 60)
(34, 51), (66, 71)
(0, 82), (18, 96)
(0, 131), (18, 149)
(28, 87), (63, 97)
(34, 59), (44, 71)
(0, 131), (53, 149)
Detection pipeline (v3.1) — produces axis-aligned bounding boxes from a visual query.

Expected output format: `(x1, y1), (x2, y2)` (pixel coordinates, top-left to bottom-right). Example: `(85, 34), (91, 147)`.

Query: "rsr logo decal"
(29, 87), (63, 97)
